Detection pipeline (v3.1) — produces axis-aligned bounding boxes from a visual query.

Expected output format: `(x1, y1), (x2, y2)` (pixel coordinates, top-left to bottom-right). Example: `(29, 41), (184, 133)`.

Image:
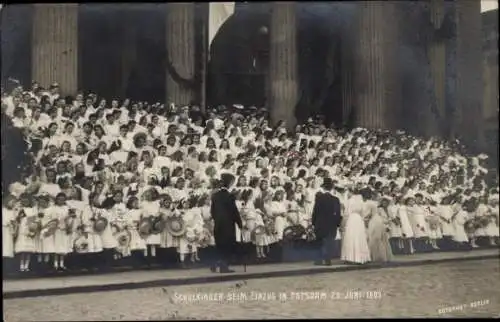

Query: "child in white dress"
(110, 198), (131, 259)
(437, 197), (455, 241)
(425, 201), (442, 250)
(452, 203), (469, 244)
(160, 196), (179, 250)
(125, 197), (147, 255)
(36, 194), (56, 266)
(52, 193), (76, 270)
(142, 191), (161, 259)
(270, 190), (288, 242)
(177, 198), (203, 266)
(15, 194), (38, 272)
(2, 196), (18, 259)
(397, 198), (416, 254)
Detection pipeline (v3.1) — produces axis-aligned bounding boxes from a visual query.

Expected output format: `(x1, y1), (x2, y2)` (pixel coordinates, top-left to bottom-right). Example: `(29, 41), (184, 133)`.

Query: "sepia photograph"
(1, 1), (499, 319)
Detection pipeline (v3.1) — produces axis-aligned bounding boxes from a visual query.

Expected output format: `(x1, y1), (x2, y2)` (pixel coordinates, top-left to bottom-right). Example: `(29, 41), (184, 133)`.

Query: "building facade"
(0, 2), (487, 147)
(482, 9), (499, 164)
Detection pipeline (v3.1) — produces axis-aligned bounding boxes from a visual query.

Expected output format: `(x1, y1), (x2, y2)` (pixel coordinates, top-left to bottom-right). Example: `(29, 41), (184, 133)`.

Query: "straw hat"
(93, 217), (108, 233)
(165, 216), (186, 237)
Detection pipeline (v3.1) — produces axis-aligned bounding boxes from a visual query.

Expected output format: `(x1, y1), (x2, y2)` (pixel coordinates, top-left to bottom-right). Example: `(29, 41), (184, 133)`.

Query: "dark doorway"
(80, 4), (166, 102)
(1, 5), (33, 87)
(208, 3), (350, 126)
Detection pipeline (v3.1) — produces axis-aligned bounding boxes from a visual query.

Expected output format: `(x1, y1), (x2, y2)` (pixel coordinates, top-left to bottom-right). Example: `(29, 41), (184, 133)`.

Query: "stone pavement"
(3, 248), (498, 299)
(3, 258), (500, 320)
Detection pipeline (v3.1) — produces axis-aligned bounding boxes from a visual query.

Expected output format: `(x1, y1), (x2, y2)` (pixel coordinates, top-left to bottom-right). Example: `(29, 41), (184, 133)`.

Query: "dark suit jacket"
(210, 188), (243, 252)
(311, 191), (342, 239)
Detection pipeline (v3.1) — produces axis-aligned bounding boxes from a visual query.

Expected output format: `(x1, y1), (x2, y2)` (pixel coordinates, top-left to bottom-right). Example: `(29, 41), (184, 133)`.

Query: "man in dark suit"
(210, 173), (243, 273)
(312, 178), (342, 266)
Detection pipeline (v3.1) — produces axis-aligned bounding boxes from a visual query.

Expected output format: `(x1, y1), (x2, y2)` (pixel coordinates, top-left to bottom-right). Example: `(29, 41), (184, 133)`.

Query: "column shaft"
(32, 4), (79, 95)
(454, 1), (483, 148)
(269, 2), (298, 128)
(166, 3), (196, 106)
(341, 31), (354, 127)
(429, 0), (447, 120)
(353, 2), (399, 130)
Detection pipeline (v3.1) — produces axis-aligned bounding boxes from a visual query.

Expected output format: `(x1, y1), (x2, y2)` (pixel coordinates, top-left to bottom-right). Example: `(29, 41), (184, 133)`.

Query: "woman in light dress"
(367, 198), (393, 262)
(387, 199), (403, 251)
(452, 202), (469, 244)
(437, 197), (455, 245)
(15, 194), (38, 272)
(2, 196), (18, 260)
(269, 190), (288, 242)
(341, 189), (371, 264)
(397, 197), (416, 254)
(476, 196), (497, 246)
(406, 195), (428, 251)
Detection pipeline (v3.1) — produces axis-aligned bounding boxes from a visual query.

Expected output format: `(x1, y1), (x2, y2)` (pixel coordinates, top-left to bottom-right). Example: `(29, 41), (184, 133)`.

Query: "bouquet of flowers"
(479, 216), (490, 227)
(305, 225), (316, 242)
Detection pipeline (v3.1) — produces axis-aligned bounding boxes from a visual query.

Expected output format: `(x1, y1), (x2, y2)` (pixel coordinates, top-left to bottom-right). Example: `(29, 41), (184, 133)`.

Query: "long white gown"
(341, 195), (371, 264)
(452, 210), (469, 243)
(2, 208), (16, 258)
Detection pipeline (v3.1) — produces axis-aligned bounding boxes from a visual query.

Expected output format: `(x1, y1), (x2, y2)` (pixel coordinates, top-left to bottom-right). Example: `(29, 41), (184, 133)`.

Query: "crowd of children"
(1, 80), (499, 273)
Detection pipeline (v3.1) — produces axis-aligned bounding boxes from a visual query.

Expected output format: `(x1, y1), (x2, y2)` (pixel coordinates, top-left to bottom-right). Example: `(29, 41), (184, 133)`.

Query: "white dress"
(96, 208), (118, 249)
(387, 205), (402, 238)
(407, 206), (428, 238)
(52, 205), (75, 255)
(111, 203), (131, 257)
(80, 206), (104, 253)
(127, 209), (147, 251)
(452, 210), (469, 243)
(38, 207), (56, 254)
(485, 206), (499, 237)
(437, 205), (455, 237)
(178, 208), (204, 254)
(271, 201), (288, 241)
(474, 204), (489, 237)
(426, 206), (442, 239)
(160, 208), (180, 249)
(397, 206), (414, 239)
(340, 210), (371, 264)
(200, 206), (215, 247)
(143, 201), (161, 246)
(2, 208), (16, 257)
(14, 208), (38, 254)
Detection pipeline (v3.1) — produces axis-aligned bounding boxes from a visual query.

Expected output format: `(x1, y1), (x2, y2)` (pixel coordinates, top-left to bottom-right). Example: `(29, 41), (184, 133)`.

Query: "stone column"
(269, 2), (298, 128)
(32, 4), (79, 95)
(166, 3), (196, 107)
(341, 28), (354, 127)
(119, 12), (139, 98)
(453, 1), (483, 150)
(428, 0), (447, 123)
(353, 2), (399, 130)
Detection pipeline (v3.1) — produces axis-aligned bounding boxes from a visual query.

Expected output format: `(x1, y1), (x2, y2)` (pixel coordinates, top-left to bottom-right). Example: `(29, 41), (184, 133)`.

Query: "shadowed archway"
(207, 3), (346, 126)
